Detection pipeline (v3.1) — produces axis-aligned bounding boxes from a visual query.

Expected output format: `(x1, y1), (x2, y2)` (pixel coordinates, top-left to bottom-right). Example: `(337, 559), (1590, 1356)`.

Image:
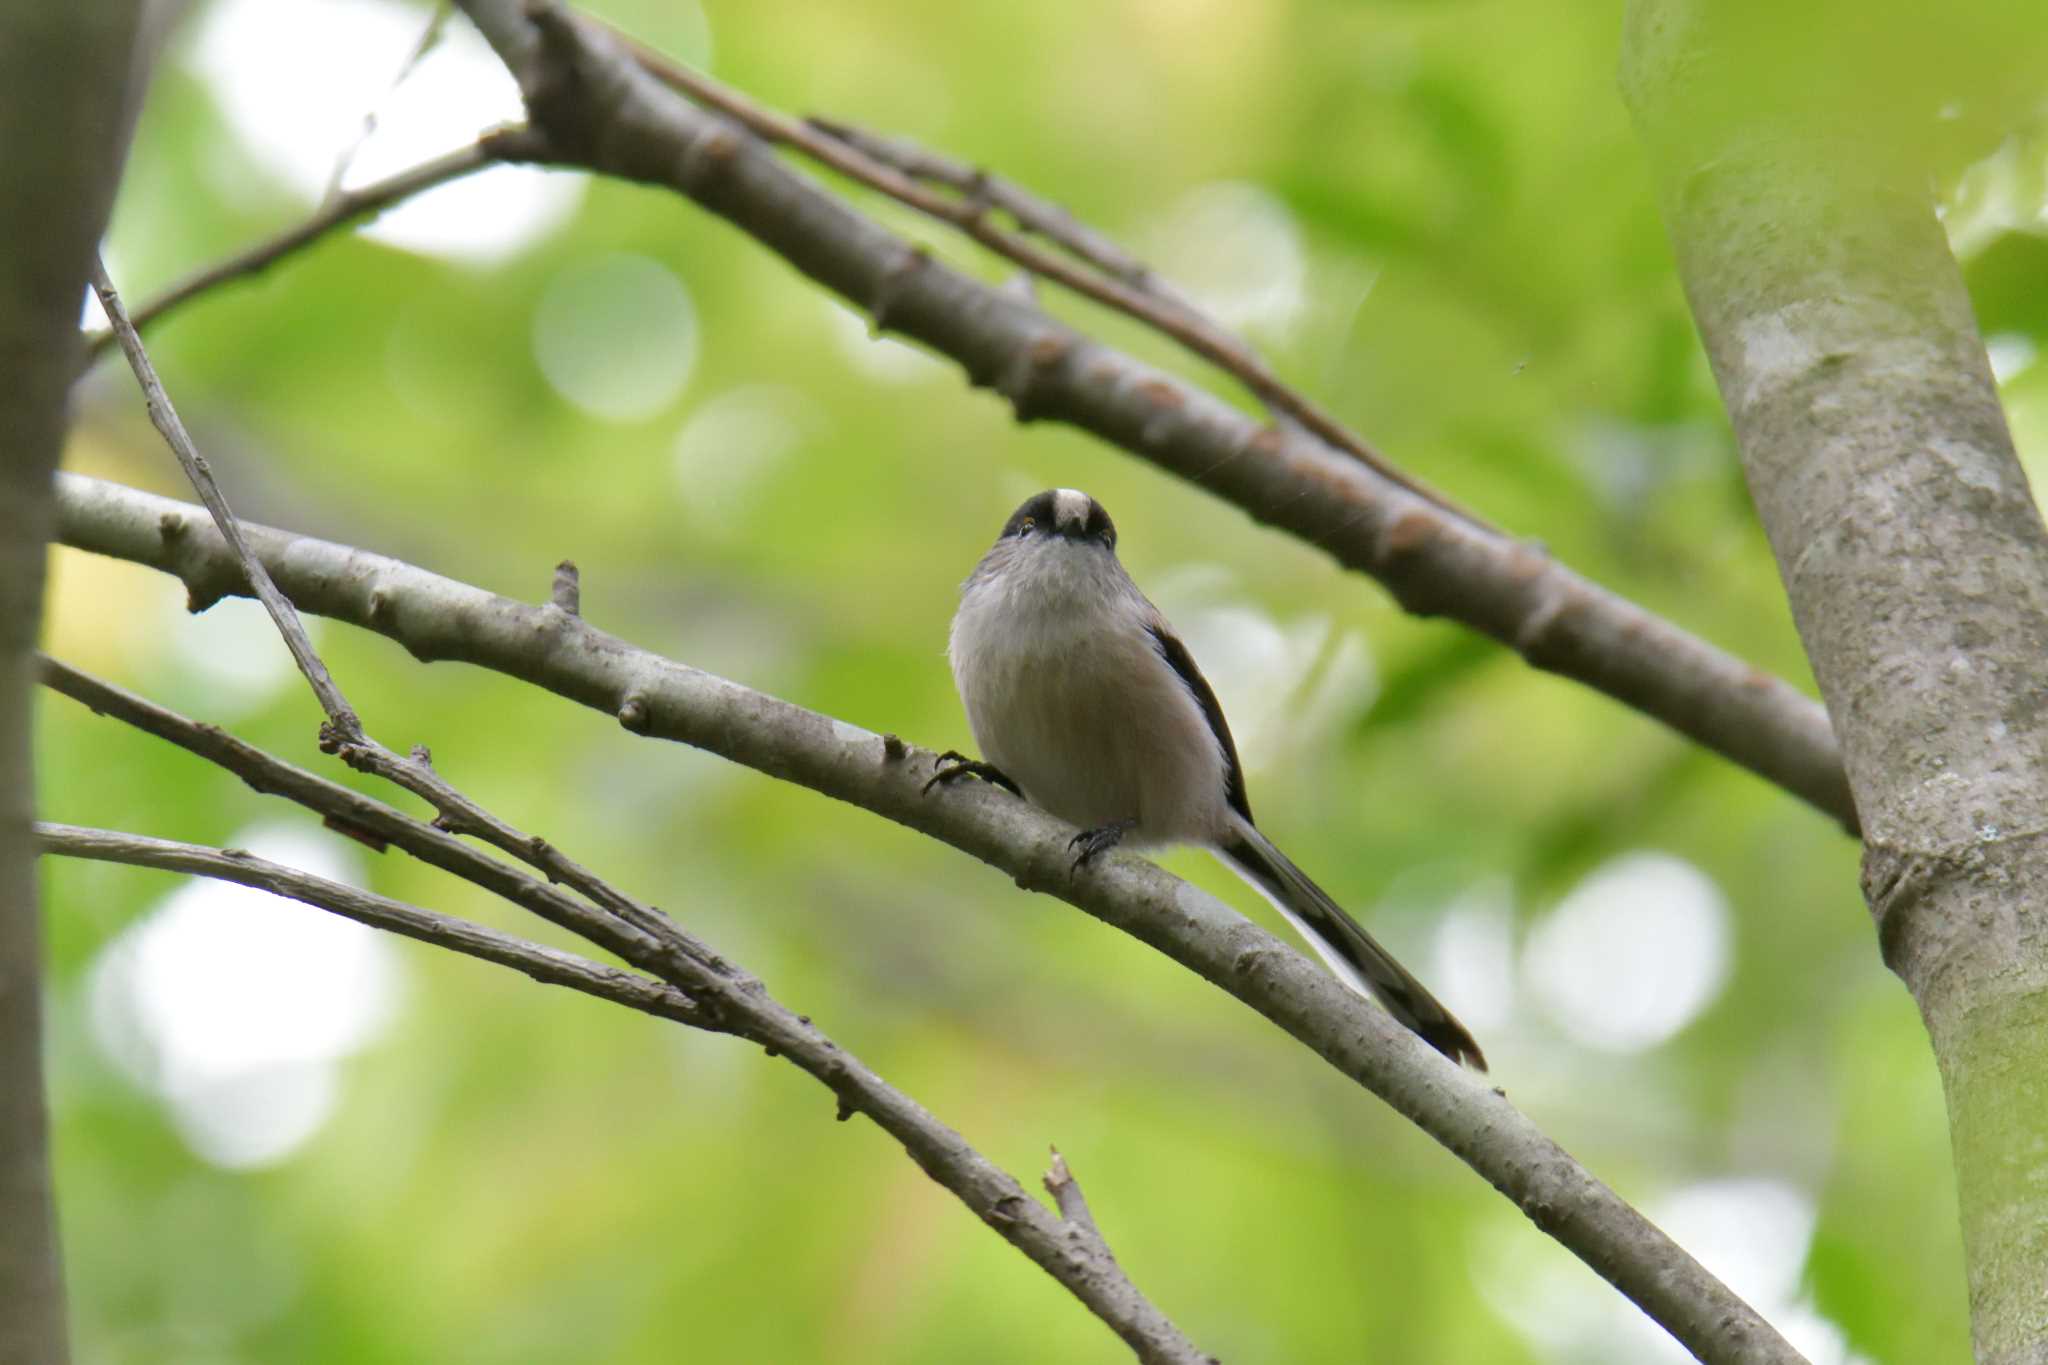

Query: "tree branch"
(85, 249), (1212, 1357)
(1623, 4), (2048, 1355)
(91, 256), (364, 740)
(1044, 1148), (1107, 1243)
(90, 242), (717, 975)
(459, 0), (1856, 833)
(799, 115), (1208, 319)
(52, 471), (1806, 1364)
(80, 129), (542, 362)
(608, 21), (1493, 536)
(36, 655), (1209, 1364)
(36, 823), (709, 1023)
(37, 653), (715, 983)
(73, 0), (1860, 830)
(0, 2), (143, 1359)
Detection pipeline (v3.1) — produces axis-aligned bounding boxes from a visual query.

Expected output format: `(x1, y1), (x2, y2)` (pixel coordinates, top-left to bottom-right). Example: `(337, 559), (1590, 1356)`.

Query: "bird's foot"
(923, 750), (1022, 797)
(1069, 818), (1138, 871)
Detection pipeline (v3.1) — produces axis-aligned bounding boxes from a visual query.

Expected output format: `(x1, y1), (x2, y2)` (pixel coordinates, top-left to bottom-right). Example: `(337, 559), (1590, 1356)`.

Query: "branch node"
(618, 693), (652, 733)
(834, 1094), (856, 1122)
(550, 559), (581, 615)
(157, 511), (188, 541)
(880, 732), (907, 761)
(1134, 377), (1183, 447)
(870, 244), (930, 333)
(1513, 592), (1573, 661)
(1374, 507), (1442, 570)
(680, 121), (744, 192)
(998, 332), (1073, 423)
(1042, 1147), (1106, 1242)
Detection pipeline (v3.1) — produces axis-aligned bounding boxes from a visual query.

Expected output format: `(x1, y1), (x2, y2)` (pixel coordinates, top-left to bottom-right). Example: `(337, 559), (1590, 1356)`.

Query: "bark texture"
(1624, 4), (2048, 1359)
(0, 1), (142, 1360)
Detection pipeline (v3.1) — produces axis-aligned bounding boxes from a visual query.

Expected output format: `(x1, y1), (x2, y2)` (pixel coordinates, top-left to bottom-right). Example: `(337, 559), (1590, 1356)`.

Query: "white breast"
(947, 542), (1233, 847)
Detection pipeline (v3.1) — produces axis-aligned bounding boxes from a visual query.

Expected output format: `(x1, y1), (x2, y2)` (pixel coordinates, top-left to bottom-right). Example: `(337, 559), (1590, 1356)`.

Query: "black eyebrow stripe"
(1002, 491), (1059, 538)
(1145, 621), (1252, 823)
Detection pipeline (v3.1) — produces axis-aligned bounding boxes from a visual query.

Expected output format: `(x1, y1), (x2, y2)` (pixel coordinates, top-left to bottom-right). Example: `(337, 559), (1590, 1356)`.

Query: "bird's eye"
(1017, 517), (1036, 535)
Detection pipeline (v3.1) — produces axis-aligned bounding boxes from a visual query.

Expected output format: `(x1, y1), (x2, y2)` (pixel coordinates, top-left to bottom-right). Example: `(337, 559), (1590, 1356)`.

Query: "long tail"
(1218, 826), (1486, 1070)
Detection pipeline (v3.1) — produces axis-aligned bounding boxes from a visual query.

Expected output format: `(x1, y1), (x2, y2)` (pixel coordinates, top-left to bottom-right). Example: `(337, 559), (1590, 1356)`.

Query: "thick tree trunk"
(1623, 4), (2048, 1360)
(0, 2), (142, 1360)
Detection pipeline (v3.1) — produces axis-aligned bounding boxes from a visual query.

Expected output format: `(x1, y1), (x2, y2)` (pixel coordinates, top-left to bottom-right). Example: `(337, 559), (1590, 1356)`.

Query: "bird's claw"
(1068, 818), (1137, 871)
(924, 750), (1021, 797)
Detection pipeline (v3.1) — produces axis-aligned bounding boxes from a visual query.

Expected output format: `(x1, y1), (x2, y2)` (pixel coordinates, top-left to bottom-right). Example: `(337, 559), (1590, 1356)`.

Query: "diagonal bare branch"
(90, 257), (363, 739)
(79, 264), (1209, 1355)
(81, 129), (542, 362)
(37, 653), (705, 978)
(604, 20), (1491, 535)
(317, 0), (454, 206)
(91, 245), (732, 987)
(36, 653), (1209, 1364)
(36, 822), (707, 1023)
(459, 1), (1856, 833)
(70, 5), (1856, 831)
(51, 469), (1808, 1365)
(800, 116), (1208, 319)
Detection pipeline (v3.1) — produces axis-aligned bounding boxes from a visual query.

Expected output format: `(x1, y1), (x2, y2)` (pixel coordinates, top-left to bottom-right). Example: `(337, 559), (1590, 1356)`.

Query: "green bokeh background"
(40, 1), (2048, 1361)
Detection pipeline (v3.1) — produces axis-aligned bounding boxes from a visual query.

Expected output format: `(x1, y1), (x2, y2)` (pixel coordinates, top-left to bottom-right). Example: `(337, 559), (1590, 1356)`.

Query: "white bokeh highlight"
(1147, 181), (1307, 336)
(672, 384), (819, 527)
(1987, 333), (2038, 387)
(185, 0), (582, 265)
(823, 299), (944, 383)
(1150, 565), (1376, 771)
(165, 596), (309, 719)
(532, 254), (700, 421)
(1523, 851), (1731, 1053)
(1428, 879), (1518, 1035)
(89, 822), (403, 1168)
(1474, 1177), (1867, 1365)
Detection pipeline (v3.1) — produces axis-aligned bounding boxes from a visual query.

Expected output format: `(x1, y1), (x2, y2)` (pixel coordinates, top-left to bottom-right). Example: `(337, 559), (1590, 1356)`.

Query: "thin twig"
(550, 560), (580, 615)
(82, 130), (539, 362)
(36, 654), (1207, 1364)
(600, 18), (1496, 536)
(35, 653), (709, 987)
(90, 256), (364, 741)
(1044, 1148), (1106, 1243)
(36, 823), (706, 1023)
(53, 467), (1807, 1364)
(92, 252), (726, 981)
(802, 117), (1208, 339)
(320, 1), (454, 205)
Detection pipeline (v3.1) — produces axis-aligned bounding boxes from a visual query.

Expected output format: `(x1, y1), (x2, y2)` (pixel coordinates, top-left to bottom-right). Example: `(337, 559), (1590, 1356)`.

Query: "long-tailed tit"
(934, 488), (1484, 1069)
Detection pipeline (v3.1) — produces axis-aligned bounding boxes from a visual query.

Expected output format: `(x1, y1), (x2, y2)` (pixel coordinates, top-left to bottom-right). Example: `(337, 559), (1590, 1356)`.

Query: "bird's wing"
(1142, 619), (1252, 823)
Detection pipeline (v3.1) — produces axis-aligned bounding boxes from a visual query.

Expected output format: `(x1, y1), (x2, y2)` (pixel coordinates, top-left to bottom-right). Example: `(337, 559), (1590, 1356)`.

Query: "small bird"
(933, 488), (1484, 1069)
